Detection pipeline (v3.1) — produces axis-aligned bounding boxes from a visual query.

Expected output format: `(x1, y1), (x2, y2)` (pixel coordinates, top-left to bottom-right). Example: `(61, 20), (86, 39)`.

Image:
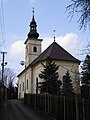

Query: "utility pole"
(1, 52), (7, 82)
(1, 52), (7, 100)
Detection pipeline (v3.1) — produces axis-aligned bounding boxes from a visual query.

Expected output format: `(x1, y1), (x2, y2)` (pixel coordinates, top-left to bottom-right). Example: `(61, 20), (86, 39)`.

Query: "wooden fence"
(24, 94), (90, 120)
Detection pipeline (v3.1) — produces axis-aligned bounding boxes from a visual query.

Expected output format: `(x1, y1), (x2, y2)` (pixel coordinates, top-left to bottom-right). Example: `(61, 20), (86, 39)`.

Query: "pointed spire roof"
(30, 42), (80, 66)
(28, 8), (39, 39)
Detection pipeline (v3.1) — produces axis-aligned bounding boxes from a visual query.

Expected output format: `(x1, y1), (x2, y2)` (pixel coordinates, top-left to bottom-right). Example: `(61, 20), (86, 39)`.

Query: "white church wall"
(18, 60), (80, 99)
(56, 60), (80, 93)
(32, 60), (80, 94)
(32, 63), (44, 94)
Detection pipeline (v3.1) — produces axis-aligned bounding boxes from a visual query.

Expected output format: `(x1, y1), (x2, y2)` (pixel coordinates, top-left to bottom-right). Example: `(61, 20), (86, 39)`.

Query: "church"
(17, 10), (80, 99)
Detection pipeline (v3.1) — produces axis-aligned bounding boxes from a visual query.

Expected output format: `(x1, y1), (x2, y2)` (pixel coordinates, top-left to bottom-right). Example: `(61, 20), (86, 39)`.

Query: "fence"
(24, 94), (90, 120)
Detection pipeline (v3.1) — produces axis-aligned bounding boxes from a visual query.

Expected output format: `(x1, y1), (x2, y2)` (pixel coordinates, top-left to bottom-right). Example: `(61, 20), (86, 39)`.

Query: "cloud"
(30, 0), (35, 4)
(9, 32), (80, 58)
(57, 33), (78, 52)
(10, 40), (25, 56)
(6, 40), (25, 73)
(42, 32), (79, 57)
(7, 32), (81, 73)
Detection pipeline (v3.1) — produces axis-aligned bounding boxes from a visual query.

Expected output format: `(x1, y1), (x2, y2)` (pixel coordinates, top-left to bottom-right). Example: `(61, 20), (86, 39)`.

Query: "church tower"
(24, 9), (43, 67)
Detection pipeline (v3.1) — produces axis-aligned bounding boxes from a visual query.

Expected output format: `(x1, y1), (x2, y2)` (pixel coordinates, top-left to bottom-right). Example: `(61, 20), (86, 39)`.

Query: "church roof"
(31, 41), (80, 66)
(17, 41), (80, 77)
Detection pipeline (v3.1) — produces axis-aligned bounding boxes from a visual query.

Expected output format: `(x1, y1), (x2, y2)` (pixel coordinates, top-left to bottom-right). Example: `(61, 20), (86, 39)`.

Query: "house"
(17, 10), (80, 99)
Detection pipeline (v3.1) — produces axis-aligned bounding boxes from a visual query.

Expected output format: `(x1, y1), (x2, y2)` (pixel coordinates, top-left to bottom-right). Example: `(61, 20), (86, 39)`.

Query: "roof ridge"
(30, 41), (80, 66)
(49, 42), (55, 58)
(54, 42), (79, 61)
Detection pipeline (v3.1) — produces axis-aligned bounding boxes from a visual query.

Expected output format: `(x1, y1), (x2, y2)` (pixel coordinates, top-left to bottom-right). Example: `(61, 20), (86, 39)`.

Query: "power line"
(0, 4), (4, 45)
(0, 0), (6, 48)
(59, 64), (80, 75)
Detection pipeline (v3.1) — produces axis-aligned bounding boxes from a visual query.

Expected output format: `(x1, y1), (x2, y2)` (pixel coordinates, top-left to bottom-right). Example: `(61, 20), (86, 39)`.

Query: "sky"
(0, 0), (90, 76)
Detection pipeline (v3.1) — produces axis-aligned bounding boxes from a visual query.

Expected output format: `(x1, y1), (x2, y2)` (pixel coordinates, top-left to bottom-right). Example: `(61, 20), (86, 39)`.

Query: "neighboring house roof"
(17, 42), (80, 77)
(31, 42), (80, 66)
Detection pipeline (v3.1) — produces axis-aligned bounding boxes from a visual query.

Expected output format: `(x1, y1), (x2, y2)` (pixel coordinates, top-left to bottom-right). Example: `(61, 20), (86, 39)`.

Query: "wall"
(32, 60), (80, 94)
(18, 60), (80, 99)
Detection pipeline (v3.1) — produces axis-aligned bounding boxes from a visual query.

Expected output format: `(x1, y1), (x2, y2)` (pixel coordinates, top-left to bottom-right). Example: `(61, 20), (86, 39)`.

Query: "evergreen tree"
(38, 57), (62, 95)
(81, 54), (90, 97)
(62, 71), (74, 96)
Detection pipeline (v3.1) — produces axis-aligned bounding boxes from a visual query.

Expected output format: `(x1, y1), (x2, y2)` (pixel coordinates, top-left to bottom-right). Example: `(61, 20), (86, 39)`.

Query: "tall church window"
(33, 46), (37, 52)
(26, 46), (28, 54)
(20, 84), (21, 91)
(36, 78), (38, 94)
(27, 79), (28, 90)
(23, 82), (24, 91)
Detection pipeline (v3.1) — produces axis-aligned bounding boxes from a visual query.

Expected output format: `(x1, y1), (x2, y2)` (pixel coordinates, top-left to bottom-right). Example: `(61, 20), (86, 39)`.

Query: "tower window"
(33, 46), (37, 52)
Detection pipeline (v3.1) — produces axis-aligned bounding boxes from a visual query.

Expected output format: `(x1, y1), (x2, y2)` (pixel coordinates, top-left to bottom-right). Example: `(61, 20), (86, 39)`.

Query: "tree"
(67, 0), (90, 30)
(0, 68), (16, 87)
(81, 54), (90, 97)
(0, 68), (18, 99)
(38, 57), (62, 95)
(62, 71), (74, 96)
(0, 80), (2, 102)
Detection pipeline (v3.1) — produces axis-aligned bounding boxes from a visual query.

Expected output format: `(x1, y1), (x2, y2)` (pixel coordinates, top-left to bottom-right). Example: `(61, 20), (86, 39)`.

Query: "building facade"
(17, 11), (80, 99)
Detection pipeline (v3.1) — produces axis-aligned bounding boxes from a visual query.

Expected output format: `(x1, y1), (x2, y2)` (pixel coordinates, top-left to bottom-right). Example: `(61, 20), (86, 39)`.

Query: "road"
(0, 100), (54, 120)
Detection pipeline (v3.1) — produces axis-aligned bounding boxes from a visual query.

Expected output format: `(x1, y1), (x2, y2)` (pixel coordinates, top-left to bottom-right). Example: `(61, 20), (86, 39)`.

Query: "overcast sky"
(0, 0), (89, 75)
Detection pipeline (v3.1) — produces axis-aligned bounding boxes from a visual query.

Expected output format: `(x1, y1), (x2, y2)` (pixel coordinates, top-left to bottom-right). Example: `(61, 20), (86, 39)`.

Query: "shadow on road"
(0, 100), (54, 120)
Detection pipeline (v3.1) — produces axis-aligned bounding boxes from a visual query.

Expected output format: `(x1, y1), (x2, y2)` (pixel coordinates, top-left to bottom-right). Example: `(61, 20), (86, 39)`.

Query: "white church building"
(17, 10), (80, 99)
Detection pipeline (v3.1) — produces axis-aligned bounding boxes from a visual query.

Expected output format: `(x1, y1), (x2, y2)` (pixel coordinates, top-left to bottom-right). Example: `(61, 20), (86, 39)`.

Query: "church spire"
(28, 8), (39, 39)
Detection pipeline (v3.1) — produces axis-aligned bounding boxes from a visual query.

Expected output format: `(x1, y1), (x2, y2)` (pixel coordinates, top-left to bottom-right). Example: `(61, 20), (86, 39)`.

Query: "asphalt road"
(0, 100), (54, 120)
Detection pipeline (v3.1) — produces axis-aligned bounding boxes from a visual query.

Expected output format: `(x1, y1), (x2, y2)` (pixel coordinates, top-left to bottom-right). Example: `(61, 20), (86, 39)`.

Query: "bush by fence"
(24, 93), (90, 120)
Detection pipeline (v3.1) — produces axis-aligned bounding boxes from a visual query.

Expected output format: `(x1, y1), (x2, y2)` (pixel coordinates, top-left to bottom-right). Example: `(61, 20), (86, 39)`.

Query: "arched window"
(33, 46), (37, 52)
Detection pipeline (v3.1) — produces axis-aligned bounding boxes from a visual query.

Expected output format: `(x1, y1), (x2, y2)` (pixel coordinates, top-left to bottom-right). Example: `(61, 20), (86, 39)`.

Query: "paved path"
(0, 100), (54, 120)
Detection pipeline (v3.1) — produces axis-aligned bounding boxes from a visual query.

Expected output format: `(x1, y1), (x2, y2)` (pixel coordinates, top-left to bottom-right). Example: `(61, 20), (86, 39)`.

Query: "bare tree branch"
(0, 68), (16, 87)
(66, 0), (90, 30)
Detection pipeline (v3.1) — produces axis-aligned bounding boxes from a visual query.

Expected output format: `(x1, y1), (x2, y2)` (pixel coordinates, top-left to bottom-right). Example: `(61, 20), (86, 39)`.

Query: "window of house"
(23, 82), (24, 91)
(27, 79), (28, 90)
(33, 46), (37, 52)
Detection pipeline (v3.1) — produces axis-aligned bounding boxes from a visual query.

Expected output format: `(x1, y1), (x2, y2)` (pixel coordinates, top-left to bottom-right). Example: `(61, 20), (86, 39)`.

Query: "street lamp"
(20, 61), (26, 96)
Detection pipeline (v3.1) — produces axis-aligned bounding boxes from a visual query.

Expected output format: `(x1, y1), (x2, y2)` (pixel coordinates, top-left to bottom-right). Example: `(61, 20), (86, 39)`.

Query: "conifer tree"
(62, 71), (74, 96)
(38, 57), (62, 95)
(81, 54), (90, 97)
